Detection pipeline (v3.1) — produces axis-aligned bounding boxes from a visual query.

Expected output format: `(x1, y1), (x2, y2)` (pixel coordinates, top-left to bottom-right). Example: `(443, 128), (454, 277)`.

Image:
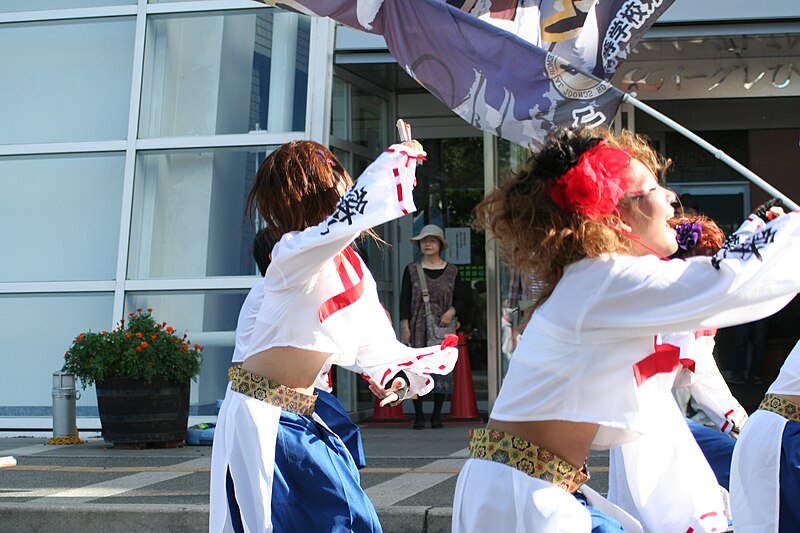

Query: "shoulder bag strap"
(415, 262), (433, 317)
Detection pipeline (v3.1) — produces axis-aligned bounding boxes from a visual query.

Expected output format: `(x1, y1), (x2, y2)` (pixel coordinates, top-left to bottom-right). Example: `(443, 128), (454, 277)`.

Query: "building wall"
(0, 3), (329, 419)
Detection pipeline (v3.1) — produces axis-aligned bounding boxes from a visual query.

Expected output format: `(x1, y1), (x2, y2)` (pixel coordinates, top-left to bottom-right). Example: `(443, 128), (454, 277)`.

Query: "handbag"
(416, 263), (457, 344)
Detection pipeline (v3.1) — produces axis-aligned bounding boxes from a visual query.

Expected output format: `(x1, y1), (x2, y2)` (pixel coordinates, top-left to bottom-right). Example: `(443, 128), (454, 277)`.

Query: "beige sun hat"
(410, 224), (448, 249)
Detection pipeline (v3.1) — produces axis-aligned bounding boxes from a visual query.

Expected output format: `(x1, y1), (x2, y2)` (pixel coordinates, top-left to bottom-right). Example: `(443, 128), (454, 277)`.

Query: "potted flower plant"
(63, 308), (202, 447)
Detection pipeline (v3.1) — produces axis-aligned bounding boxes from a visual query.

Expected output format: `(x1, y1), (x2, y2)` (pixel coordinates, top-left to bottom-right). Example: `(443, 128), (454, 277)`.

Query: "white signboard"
(445, 227), (471, 265)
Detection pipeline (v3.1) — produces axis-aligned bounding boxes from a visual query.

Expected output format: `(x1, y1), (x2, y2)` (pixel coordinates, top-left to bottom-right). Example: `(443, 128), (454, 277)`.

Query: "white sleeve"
(339, 336), (460, 398)
(231, 280), (264, 364)
(688, 361), (748, 434)
(268, 144), (421, 288)
(580, 212), (800, 342)
(668, 333), (748, 433)
(724, 211), (769, 244)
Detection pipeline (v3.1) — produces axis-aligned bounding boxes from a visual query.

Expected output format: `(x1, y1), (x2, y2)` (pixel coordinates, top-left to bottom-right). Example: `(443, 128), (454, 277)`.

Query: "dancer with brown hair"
(453, 126), (800, 532)
(209, 139), (458, 532)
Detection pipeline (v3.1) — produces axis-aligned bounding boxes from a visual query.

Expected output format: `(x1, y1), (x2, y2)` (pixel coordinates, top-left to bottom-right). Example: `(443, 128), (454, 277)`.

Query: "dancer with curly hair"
(453, 126), (800, 532)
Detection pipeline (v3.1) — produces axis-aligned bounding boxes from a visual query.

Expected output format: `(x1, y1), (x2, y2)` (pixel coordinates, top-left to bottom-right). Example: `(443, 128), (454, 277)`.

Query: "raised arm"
(577, 212), (800, 342)
(268, 142), (424, 288)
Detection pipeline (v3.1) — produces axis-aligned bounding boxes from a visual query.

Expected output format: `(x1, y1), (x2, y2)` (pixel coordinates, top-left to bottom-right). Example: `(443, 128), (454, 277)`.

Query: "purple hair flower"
(675, 222), (702, 251)
(315, 149), (333, 166)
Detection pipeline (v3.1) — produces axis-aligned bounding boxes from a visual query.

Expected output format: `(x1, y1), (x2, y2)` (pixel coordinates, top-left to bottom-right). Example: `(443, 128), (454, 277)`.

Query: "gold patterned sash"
(468, 428), (590, 493)
(230, 366), (317, 416)
(759, 393), (800, 424)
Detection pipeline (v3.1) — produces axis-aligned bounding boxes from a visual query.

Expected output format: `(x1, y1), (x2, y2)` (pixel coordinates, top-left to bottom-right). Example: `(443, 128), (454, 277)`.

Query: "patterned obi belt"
(759, 393), (800, 424)
(229, 366), (317, 416)
(468, 428), (590, 493)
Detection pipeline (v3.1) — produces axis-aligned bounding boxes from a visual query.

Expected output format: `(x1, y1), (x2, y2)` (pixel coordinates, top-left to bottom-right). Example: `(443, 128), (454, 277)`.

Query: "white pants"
(452, 458), (642, 533)
(209, 385), (281, 533)
(730, 409), (787, 533)
(607, 412), (729, 532)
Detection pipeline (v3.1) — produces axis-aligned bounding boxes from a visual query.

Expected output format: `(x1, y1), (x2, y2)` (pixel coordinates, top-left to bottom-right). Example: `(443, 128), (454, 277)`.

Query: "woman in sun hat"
(399, 223), (467, 429)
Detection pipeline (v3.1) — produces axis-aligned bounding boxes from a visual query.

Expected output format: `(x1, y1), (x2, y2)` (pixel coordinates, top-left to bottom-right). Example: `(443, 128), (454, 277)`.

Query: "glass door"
(329, 72), (391, 414)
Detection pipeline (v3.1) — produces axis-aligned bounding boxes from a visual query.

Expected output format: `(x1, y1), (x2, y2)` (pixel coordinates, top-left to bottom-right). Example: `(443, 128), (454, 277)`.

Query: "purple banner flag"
(266, 0), (675, 147)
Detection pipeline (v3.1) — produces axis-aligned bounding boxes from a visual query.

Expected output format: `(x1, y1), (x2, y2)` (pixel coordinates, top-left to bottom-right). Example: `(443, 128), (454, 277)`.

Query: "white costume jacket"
(232, 279), (336, 390)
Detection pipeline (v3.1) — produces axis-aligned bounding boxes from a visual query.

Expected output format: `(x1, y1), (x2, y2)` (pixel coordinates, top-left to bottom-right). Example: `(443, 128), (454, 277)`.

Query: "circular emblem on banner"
(545, 53), (611, 100)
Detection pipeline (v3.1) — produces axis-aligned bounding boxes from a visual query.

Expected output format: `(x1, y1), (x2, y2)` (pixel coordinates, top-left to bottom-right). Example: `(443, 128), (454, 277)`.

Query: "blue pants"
(314, 389), (367, 469)
(573, 491), (626, 532)
(779, 421), (800, 532)
(687, 418), (735, 490)
(226, 409), (381, 533)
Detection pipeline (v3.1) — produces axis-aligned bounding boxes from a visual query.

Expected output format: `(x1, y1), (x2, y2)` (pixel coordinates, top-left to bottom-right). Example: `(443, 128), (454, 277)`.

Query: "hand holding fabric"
(365, 374), (409, 407)
(754, 197), (787, 221)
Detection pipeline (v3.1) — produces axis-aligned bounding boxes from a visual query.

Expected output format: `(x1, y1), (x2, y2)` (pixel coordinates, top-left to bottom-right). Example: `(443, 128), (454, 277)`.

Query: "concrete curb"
(376, 505), (452, 532)
(0, 503), (208, 533)
(0, 503), (454, 532)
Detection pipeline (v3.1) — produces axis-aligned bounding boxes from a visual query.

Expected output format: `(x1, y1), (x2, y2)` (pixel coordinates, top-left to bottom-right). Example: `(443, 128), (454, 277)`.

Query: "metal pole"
(623, 93), (800, 211)
(483, 131), (500, 412)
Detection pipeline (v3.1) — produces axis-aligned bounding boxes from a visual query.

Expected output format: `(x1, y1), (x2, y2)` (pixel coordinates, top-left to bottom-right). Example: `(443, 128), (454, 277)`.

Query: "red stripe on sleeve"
(695, 328), (718, 338)
(318, 248), (365, 322)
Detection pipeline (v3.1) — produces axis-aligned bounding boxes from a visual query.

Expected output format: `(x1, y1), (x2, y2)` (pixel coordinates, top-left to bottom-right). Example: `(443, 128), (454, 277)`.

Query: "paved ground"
(0, 422), (611, 532)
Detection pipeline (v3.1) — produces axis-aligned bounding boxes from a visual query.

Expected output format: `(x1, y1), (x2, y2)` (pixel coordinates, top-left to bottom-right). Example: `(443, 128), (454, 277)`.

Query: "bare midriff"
(776, 393), (800, 406)
(241, 347), (331, 395)
(486, 418), (600, 470)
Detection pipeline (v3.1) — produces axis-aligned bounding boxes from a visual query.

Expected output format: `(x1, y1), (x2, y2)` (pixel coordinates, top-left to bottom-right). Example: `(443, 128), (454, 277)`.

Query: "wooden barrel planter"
(96, 377), (190, 448)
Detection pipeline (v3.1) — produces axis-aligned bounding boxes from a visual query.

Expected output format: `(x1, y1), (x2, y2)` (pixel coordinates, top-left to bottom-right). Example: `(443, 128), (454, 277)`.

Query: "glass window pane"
(129, 146), (273, 279)
(331, 147), (350, 172)
(0, 153), (124, 282)
(331, 77), (348, 139)
(351, 86), (387, 150)
(0, 293), (114, 415)
(125, 289), (249, 413)
(0, 18), (134, 144)
(139, 10), (310, 138)
(1, 1), (132, 12)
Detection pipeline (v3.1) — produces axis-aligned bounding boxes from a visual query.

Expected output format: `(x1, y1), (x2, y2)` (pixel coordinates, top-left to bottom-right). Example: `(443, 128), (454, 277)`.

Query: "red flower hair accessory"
(546, 141), (633, 219)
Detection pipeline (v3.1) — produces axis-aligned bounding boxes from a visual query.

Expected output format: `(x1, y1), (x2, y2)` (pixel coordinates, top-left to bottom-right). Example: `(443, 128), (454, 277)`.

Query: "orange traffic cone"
(447, 331), (482, 422)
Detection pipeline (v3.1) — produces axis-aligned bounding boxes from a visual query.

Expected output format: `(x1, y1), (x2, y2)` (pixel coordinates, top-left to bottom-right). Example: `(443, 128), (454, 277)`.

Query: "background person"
(725, 317), (768, 385)
(399, 224), (467, 429)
